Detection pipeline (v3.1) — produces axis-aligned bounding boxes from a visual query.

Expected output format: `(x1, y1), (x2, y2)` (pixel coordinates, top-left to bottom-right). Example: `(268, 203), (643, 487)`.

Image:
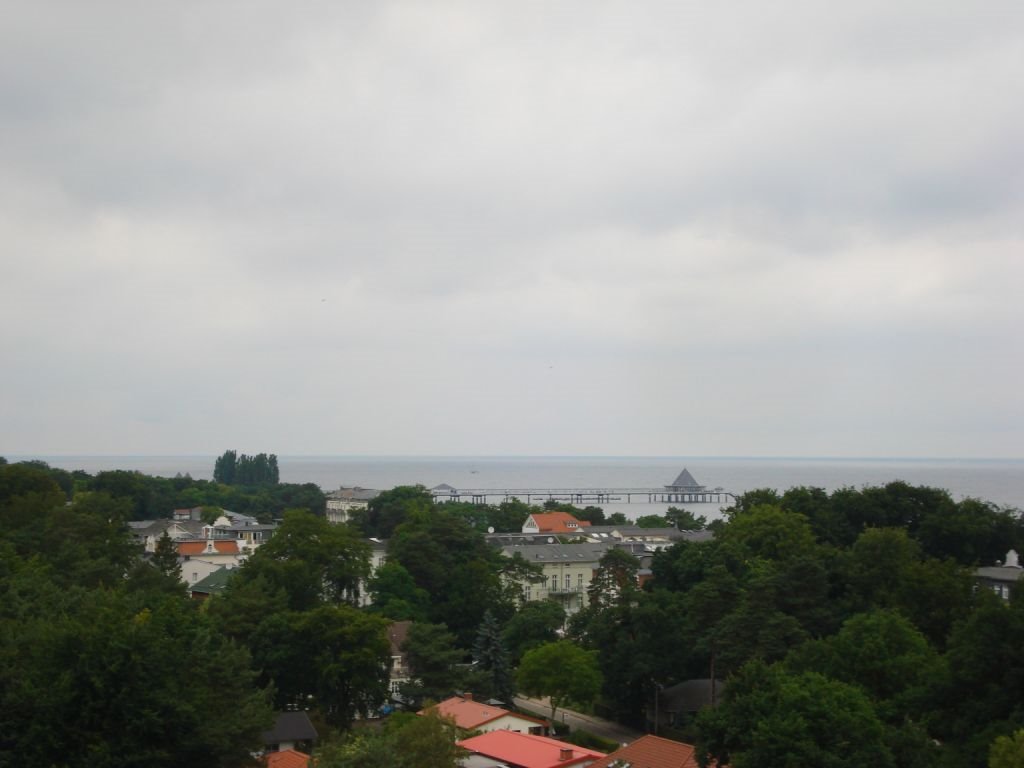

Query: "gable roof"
(524, 512), (592, 534)
(189, 566), (236, 596)
(261, 711), (318, 746)
(264, 749), (310, 768)
(458, 730), (605, 768)
(177, 540), (240, 556)
(423, 695), (546, 731)
(666, 468), (703, 489)
(589, 735), (700, 768)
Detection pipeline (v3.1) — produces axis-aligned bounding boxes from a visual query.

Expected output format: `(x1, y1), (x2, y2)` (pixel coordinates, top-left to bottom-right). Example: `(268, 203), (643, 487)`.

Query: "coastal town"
(2, 454), (1023, 767)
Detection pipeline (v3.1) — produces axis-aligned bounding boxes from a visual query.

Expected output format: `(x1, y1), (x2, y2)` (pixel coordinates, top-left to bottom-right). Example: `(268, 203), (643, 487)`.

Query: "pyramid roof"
(666, 468), (703, 489)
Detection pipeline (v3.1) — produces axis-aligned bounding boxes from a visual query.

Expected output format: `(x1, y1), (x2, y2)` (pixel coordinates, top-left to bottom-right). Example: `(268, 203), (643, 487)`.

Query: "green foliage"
(213, 449), (279, 486)
(355, 485), (434, 539)
(990, 730), (1024, 768)
(635, 513), (671, 528)
(472, 610), (515, 703)
(234, 509), (370, 610)
(587, 547), (641, 610)
(368, 562), (430, 622)
(517, 640), (602, 722)
(388, 509), (509, 645)
(400, 622), (467, 709)
(666, 506), (708, 531)
(316, 710), (465, 768)
(152, 529), (182, 581)
(0, 570), (272, 767)
(696, 661), (895, 768)
(503, 600), (566, 663)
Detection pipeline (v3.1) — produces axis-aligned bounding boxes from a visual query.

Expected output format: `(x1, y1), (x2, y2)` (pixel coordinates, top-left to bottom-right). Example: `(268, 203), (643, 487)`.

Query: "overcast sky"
(2, 2), (1022, 458)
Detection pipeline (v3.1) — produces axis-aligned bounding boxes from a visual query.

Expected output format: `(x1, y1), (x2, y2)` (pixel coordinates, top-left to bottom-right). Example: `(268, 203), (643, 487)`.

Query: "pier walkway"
(429, 486), (734, 505)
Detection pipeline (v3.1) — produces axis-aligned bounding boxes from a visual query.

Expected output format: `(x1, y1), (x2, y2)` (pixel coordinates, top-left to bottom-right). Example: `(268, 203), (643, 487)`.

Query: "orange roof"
(264, 749), (310, 768)
(423, 695), (547, 730)
(177, 540), (239, 556)
(527, 512), (592, 534)
(458, 730), (605, 768)
(589, 735), (702, 768)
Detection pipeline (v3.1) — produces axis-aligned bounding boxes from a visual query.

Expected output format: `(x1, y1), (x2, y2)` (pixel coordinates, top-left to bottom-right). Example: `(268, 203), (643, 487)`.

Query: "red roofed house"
(263, 749), (310, 768)
(522, 512), (592, 536)
(588, 735), (705, 768)
(457, 730), (605, 768)
(177, 539), (247, 586)
(421, 693), (547, 735)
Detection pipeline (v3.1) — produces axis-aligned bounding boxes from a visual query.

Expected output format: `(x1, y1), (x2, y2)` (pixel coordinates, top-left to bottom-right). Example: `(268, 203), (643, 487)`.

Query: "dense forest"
(1, 456), (1022, 767)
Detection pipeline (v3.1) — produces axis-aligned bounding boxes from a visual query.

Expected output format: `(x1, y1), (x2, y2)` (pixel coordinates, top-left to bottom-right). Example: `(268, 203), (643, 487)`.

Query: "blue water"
(14, 456), (1024, 518)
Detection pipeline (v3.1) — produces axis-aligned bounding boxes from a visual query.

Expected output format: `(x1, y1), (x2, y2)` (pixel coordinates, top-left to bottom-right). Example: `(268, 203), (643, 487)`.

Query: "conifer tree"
(473, 610), (514, 704)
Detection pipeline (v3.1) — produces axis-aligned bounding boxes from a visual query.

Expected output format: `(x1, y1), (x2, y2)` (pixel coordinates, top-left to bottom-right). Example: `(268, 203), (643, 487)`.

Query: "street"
(512, 696), (643, 747)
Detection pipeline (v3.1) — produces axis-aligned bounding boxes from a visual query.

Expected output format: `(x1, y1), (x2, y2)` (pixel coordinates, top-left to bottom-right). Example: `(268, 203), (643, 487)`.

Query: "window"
(550, 575), (558, 591)
(578, 573), (584, 588)
(565, 574), (571, 590)
(524, 586), (532, 601)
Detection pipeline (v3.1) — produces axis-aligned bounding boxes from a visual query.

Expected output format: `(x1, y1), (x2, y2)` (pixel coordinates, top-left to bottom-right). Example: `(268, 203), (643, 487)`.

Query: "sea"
(14, 455), (1024, 523)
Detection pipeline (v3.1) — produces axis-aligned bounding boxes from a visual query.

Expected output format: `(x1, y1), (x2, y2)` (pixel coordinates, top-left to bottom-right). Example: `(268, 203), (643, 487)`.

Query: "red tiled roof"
(264, 749), (310, 768)
(177, 540), (239, 556)
(527, 512), (593, 534)
(589, 735), (702, 768)
(422, 695), (547, 731)
(458, 730), (605, 768)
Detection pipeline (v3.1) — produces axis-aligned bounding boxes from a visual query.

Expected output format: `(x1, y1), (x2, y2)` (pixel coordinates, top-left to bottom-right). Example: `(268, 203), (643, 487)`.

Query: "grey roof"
(975, 566), (1024, 583)
(328, 486), (380, 501)
(666, 468), (704, 489)
(432, 483), (458, 492)
(502, 542), (610, 564)
(485, 533), (562, 547)
(262, 711), (318, 745)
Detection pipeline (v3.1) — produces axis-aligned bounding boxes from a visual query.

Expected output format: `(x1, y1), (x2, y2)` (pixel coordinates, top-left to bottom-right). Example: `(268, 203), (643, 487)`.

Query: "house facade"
(325, 486), (380, 525)
(502, 543), (610, 615)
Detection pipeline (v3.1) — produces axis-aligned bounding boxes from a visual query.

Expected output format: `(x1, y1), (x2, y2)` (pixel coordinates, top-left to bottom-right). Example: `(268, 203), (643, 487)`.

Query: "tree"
(666, 506), (708, 531)
(152, 530), (182, 581)
(696, 661), (894, 768)
(472, 610), (514, 704)
(400, 622), (466, 708)
(635, 514), (671, 528)
(234, 509), (370, 610)
(368, 562), (430, 622)
(0, 578), (272, 767)
(355, 485), (434, 539)
(316, 710), (464, 768)
(516, 641), (602, 723)
(503, 600), (566, 663)
(587, 547), (641, 610)
(990, 730), (1024, 768)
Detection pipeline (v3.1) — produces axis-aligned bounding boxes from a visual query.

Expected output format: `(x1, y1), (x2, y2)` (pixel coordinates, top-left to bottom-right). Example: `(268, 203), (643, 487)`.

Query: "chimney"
(463, 692), (473, 701)
(559, 748), (573, 761)
(1006, 550), (1020, 568)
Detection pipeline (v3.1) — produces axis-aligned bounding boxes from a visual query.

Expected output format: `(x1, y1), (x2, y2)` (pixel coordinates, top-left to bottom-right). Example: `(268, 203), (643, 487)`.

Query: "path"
(512, 696), (643, 747)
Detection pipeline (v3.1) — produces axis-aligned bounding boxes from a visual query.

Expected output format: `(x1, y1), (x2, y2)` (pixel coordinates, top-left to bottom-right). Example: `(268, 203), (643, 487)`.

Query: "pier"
(429, 469), (734, 506)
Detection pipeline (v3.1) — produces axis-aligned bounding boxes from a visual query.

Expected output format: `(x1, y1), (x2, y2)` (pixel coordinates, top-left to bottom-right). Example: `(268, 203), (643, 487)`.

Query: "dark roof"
(189, 566), (237, 595)
(666, 468), (703, 489)
(262, 711), (318, 745)
(660, 679), (725, 713)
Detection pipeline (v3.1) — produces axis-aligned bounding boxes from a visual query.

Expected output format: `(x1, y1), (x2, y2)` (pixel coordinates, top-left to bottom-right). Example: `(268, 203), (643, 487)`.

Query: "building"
(177, 539), (247, 586)
(261, 711), (318, 755)
(588, 735), (702, 768)
(522, 512), (592, 536)
(326, 486), (380, 525)
(502, 543), (610, 615)
(457, 730), (605, 768)
(422, 694), (547, 735)
(976, 549), (1023, 600)
(387, 620), (412, 699)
